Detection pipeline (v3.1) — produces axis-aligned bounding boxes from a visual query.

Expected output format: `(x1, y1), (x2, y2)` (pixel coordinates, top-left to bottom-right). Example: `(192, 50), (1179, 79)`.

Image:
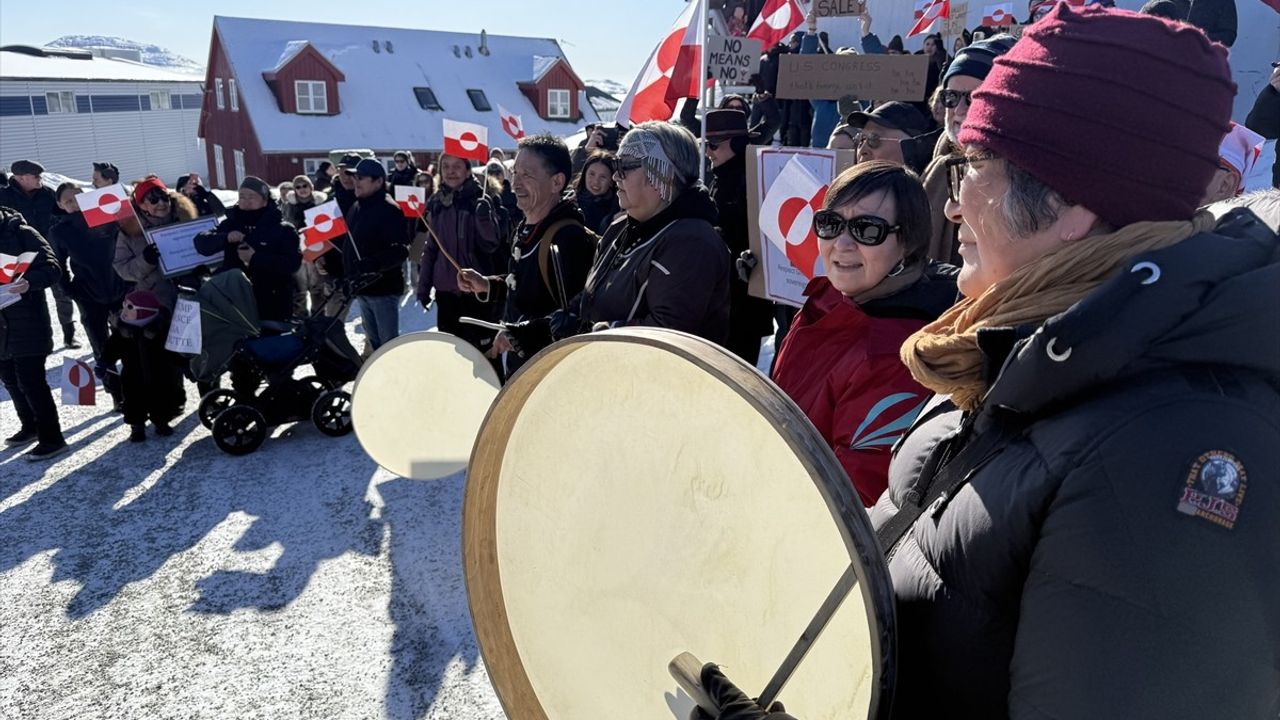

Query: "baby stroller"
(191, 270), (364, 455)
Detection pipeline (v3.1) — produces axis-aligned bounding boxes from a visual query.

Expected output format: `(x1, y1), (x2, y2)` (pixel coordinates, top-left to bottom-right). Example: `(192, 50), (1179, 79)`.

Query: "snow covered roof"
(0, 49), (204, 83)
(532, 55), (560, 82)
(214, 16), (600, 153)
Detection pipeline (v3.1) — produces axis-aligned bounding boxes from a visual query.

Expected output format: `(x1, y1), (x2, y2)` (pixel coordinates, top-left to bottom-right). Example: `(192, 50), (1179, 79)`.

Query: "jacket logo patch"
(850, 392), (926, 450)
(1176, 450), (1247, 530)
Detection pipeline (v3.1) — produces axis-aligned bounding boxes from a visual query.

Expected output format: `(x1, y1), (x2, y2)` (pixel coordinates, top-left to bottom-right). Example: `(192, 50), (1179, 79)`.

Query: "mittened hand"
(735, 250), (758, 284)
(142, 243), (161, 266)
(689, 665), (795, 720)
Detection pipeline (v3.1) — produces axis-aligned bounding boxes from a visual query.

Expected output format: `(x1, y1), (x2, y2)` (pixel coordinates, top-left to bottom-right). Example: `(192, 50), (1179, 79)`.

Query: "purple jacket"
(416, 176), (501, 303)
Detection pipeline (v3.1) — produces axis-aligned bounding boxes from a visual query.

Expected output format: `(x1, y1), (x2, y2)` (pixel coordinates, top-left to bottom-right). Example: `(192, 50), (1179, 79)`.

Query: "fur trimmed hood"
(285, 189), (328, 207)
(118, 190), (198, 238)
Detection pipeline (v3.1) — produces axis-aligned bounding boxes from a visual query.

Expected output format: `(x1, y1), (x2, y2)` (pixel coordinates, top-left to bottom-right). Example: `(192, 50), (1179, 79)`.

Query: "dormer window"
(414, 86), (443, 111)
(547, 89), (571, 119)
(295, 80), (328, 114)
(467, 89), (491, 112)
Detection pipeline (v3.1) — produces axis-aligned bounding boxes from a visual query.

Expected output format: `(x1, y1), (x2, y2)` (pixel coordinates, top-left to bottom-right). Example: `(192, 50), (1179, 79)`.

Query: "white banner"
(165, 298), (202, 355)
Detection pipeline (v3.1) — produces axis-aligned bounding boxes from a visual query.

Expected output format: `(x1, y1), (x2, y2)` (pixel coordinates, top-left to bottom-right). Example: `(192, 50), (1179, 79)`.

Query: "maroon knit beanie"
(958, 4), (1235, 228)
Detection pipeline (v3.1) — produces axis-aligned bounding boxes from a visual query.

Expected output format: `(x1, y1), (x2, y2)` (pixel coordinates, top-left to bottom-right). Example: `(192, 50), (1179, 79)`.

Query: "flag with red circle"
(615, 0), (706, 127)
(443, 119), (490, 163)
(497, 104), (526, 141)
(75, 183), (135, 228)
(61, 357), (96, 406)
(909, 0), (951, 36)
(747, 0), (805, 51)
(981, 2), (1015, 26)
(0, 251), (37, 283)
(300, 229), (335, 262)
(759, 156), (829, 280)
(394, 186), (427, 218)
(303, 200), (347, 243)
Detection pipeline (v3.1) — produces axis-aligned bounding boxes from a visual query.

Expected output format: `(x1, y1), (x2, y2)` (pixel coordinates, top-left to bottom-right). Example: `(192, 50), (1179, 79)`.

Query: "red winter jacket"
(773, 269), (957, 505)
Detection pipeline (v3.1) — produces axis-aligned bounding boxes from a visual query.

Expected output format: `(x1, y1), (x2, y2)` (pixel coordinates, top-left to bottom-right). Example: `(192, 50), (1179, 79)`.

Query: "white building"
(0, 45), (207, 186)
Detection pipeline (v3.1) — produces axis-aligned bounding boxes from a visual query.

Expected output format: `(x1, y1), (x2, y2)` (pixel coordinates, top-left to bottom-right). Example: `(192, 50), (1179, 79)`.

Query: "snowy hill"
(46, 35), (203, 74)
(586, 78), (628, 100)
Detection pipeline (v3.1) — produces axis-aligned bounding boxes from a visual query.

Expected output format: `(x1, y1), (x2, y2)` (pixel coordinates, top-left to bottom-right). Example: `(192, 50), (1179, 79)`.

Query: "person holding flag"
(0, 205), (68, 460)
(341, 159), (411, 351)
(0, 159), (79, 349)
(114, 177), (198, 311)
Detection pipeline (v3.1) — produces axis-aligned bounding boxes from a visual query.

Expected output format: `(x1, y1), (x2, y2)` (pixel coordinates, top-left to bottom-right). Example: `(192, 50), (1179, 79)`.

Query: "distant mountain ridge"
(45, 35), (203, 74)
(586, 79), (628, 100)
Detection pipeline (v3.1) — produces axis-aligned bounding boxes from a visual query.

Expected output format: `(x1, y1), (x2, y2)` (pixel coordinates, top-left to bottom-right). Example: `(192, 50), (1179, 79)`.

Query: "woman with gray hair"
(504, 121), (730, 356)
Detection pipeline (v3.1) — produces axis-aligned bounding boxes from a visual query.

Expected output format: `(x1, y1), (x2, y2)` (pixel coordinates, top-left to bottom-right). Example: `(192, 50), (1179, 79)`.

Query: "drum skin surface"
(464, 328), (896, 720)
(353, 331), (501, 480)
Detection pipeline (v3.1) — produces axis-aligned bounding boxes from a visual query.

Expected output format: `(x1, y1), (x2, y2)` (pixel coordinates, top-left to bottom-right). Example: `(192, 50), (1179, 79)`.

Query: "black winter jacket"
(489, 199), (595, 325)
(193, 204), (302, 322)
(343, 188), (410, 297)
(1246, 84), (1280, 189)
(575, 188), (620, 236)
(0, 208), (60, 359)
(48, 211), (126, 307)
(1187, 0), (1237, 46)
(711, 152), (775, 339)
(867, 209), (1280, 719)
(0, 181), (58, 238)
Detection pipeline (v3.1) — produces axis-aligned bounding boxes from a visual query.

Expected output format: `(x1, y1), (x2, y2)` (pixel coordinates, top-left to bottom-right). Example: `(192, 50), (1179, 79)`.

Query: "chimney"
(479, 30), (490, 56)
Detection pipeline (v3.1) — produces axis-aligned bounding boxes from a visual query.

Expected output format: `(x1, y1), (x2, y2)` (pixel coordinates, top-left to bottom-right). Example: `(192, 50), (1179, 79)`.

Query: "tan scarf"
(901, 212), (1217, 411)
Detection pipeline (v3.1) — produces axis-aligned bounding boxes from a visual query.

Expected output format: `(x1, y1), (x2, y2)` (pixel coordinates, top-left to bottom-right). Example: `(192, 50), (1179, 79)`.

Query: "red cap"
(131, 177), (168, 206)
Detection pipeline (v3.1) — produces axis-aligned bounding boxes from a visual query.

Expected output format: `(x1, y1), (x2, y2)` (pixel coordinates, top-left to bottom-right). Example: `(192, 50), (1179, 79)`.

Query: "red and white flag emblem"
(759, 156), (829, 280)
(303, 200), (347, 243)
(0, 251), (37, 283)
(61, 357), (96, 406)
(747, 0), (805, 51)
(981, 2), (1015, 26)
(443, 119), (490, 163)
(497, 104), (526, 141)
(615, 0), (707, 127)
(910, 0), (950, 36)
(75, 183), (134, 228)
(394, 186), (427, 218)
(300, 228), (335, 262)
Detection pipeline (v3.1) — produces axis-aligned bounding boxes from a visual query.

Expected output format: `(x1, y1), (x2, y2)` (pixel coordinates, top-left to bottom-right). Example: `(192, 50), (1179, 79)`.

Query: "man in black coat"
(387, 151), (418, 190)
(1246, 64), (1280, 189)
(0, 159), (79, 348)
(193, 176), (302, 323)
(0, 207), (67, 460)
(342, 159), (410, 350)
(176, 173), (226, 218)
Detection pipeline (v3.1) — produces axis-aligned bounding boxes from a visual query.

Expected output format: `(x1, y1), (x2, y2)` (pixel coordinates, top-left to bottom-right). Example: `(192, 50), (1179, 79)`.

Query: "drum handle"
(669, 652), (720, 715)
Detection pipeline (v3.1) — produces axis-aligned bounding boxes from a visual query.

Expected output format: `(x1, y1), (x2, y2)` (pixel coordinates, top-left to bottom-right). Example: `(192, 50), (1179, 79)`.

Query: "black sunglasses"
(615, 157), (644, 178)
(293, 184), (311, 190)
(144, 191), (170, 204)
(941, 89), (973, 109)
(813, 210), (901, 246)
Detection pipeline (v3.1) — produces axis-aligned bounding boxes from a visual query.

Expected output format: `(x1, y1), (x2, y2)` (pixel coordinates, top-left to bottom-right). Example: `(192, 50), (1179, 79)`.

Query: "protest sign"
(813, 0), (866, 17)
(707, 36), (762, 86)
(61, 358), (96, 406)
(943, 2), (969, 38)
(776, 54), (930, 102)
(144, 216), (221, 278)
(747, 147), (858, 307)
(164, 298), (202, 355)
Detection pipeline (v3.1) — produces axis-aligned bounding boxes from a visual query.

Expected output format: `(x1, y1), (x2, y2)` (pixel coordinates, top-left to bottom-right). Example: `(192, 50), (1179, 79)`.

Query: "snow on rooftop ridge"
(272, 40), (311, 72)
(532, 55), (560, 82)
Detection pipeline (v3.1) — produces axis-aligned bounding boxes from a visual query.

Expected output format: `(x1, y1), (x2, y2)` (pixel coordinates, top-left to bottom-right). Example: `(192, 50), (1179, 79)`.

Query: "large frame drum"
(464, 328), (896, 719)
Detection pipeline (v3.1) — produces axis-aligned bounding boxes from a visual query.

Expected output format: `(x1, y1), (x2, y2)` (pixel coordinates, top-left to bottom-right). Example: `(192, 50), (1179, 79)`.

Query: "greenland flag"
(75, 183), (134, 228)
(304, 200), (347, 243)
(62, 357), (96, 406)
(747, 0), (805, 51)
(394, 185), (427, 218)
(909, 0), (950, 36)
(443, 119), (490, 163)
(300, 229), (335, 262)
(759, 156), (829, 280)
(497, 104), (526, 141)
(981, 2), (1015, 26)
(616, 0), (706, 127)
(0, 251), (37, 283)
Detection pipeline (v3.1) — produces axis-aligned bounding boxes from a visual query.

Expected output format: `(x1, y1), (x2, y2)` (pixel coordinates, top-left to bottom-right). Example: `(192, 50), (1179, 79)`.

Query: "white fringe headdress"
(616, 128), (681, 203)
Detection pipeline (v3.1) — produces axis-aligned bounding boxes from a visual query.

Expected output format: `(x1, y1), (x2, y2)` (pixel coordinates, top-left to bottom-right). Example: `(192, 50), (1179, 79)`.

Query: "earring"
(887, 258), (907, 277)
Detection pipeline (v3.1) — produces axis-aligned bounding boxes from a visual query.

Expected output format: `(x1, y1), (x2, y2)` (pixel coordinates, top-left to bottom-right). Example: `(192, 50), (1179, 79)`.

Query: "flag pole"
(699, 0), (710, 184)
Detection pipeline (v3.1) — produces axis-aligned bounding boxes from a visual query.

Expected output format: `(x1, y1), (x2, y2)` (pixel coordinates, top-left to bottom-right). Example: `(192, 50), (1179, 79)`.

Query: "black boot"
(63, 324), (81, 350)
(25, 439), (68, 461)
(5, 427), (37, 445)
(153, 421), (174, 437)
(129, 424), (146, 442)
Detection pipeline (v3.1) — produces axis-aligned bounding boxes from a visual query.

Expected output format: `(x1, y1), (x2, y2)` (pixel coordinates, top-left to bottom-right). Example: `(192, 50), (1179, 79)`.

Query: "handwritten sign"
(813, 0), (866, 16)
(942, 2), (969, 38)
(145, 216), (221, 278)
(165, 298), (202, 354)
(707, 36), (762, 85)
(776, 54), (930, 102)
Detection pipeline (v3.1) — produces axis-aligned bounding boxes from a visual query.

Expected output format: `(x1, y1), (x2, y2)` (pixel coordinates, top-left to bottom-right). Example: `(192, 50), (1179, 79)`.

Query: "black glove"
(735, 250), (758, 284)
(548, 308), (580, 340)
(142, 243), (161, 266)
(505, 319), (553, 358)
(689, 665), (795, 720)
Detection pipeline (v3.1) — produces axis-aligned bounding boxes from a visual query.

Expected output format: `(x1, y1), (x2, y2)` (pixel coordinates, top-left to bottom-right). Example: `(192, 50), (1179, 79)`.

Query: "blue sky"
(0, 0), (688, 85)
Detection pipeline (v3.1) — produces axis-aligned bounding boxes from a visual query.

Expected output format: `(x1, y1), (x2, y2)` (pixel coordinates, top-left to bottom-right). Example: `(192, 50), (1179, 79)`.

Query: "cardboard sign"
(707, 36), (762, 86)
(746, 147), (858, 307)
(145, 216), (221, 278)
(164, 298), (203, 355)
(776, 54), (930, 102)
(942, 2), (969, 38)
(813, 0), (866, 16)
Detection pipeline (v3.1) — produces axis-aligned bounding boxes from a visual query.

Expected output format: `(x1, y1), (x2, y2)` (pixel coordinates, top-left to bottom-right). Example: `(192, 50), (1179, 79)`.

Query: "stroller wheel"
(198, 389), (239, 429)
(212, 405), (268, 455)
(312, 389), (354, 437)
(297, 375), (331, 403)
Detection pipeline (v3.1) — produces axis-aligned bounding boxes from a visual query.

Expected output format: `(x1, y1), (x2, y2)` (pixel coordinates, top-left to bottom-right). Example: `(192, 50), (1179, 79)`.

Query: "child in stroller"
(192, 270), (366, 455)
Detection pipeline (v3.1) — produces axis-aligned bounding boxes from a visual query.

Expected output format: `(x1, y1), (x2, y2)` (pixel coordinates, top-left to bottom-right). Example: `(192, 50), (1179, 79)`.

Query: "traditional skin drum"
(352, 331), (501, 480)
(464, 328), (896, 719)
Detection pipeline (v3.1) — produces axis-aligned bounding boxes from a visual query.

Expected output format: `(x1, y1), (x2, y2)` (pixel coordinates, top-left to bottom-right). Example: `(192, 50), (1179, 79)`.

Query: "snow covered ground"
(0, 293), (507, 720)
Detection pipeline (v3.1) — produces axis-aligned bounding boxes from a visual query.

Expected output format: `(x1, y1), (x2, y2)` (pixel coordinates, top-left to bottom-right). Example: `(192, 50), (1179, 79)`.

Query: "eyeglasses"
(143, 191), (170, 205)
(853, 132), (905, 151)
(941, 89), (973, 109)
(706, 141), (722, 151)
(812, 210), (901, 246)
(615, 157), (644, 179)
(395, 159), (408, 164)
(945, 156), (971, 203)
(294, 184), (311, 190)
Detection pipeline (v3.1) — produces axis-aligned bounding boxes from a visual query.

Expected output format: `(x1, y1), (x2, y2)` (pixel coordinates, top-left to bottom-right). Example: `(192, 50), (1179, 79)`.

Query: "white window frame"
(229, 79), (238, 112)
(213, 143), (226, 188)
(302, 158), (327, 177)
(547, 88), (571, 119)
(295, 80), (328, 114)
(215, 78), (225, 110)
(233, 149), (245, 189)
(149, 90), (171, 110)
(45, 91), (76, 114)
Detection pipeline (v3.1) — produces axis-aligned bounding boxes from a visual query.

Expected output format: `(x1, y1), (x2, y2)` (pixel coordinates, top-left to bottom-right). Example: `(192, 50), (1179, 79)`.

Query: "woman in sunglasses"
(114, 176), (198, 311)
(772, 160), (958, 506)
